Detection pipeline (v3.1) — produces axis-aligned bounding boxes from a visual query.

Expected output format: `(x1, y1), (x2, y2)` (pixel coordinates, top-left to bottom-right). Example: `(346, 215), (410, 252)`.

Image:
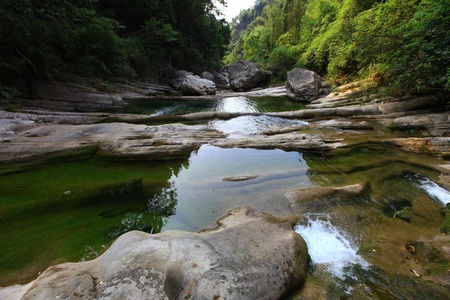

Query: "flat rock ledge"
(0, 207), (308, 300)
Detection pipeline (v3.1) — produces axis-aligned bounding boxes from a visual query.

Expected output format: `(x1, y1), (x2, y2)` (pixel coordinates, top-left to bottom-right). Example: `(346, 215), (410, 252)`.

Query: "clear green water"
(0, 143), (448, 290)
(118, 96), (305, 115)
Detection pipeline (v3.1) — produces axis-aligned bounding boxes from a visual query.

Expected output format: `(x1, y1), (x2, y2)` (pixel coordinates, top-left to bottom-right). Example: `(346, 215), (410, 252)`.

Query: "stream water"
(0, 96), (448, 297)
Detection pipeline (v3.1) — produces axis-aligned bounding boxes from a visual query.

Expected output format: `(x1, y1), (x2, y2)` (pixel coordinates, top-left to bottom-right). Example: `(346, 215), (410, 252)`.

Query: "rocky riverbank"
(0, 207), (308, 300)
(0, 77), (448, 299)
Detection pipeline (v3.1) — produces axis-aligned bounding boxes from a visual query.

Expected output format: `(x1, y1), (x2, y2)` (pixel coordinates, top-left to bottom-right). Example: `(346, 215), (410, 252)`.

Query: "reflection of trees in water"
(107, 178), (179, 238)
(147, 180), (177, 216)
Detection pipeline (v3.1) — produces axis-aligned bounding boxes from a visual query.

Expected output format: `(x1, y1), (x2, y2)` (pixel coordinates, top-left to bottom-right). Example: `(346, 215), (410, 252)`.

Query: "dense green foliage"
(0, 0), (230, 86)
(226, 0), (450, 95)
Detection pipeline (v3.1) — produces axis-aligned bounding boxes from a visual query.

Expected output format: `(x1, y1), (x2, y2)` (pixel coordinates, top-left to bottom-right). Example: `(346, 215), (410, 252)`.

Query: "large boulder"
(199, 71), (215, 81)
(212, 71), (230, 89)
(285, 68), (322, 102)
(200, 71), (230, 89)
(227, 60), (270, 91)
(0, 207), (308, 300)
(170, 70), (216, 96)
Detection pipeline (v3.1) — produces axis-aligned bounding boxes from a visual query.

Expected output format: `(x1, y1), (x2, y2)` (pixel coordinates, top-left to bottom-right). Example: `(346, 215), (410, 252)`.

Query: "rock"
(26, 80), (127, 112)
(199, 71), (215, 81)
(386, 112), (449, 136)
(212, 132), (347, 151)
(286, 184), (364, 204)
(226, 60), (270, 91)
(285, 184), (365, 214)
(382, 137), (450, 157)
(222, 175), (258, 182)
(285, 68), (322, 102)
(219, 85), (287, 97)
(212, 71), (230, 89)
(0, 207), (308, 300)
(0, 116), (225, 162)
(377, 96), (447, 114)
(170, 70), (217, 96)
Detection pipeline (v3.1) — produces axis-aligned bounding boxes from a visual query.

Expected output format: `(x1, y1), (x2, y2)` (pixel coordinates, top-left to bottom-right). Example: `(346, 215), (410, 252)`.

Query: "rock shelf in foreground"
(0, 207), (308, 300)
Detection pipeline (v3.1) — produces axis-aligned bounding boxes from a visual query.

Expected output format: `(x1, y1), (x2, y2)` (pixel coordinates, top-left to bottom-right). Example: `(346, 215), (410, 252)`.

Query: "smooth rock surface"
(0, 207), (308, 300)
(28, 80), (127, 112)
(170, 70), (217, 96)
(227, 60), (270, 91)
(285, 68), (322, 102)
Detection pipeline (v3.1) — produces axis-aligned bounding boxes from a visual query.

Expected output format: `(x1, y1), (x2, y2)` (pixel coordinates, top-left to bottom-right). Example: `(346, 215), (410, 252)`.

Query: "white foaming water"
(295, 216), (369, 279)
(417, 177), (450, 205)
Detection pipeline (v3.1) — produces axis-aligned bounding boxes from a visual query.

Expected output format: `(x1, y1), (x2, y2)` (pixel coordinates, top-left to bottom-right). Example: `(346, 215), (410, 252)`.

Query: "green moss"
(440, 205), (450, 234)
(0, 153), (183, 285)
(393, 207), (412, 222)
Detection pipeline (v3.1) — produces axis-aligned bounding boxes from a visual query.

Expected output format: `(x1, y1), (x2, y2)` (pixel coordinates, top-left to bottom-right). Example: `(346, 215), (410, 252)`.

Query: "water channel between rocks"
(0, 96), (449, 296)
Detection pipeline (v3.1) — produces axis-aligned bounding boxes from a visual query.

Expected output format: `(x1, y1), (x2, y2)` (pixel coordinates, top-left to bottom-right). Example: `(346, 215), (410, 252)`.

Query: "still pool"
(117, 96), (306, 115)
(0, 143), (448, 288)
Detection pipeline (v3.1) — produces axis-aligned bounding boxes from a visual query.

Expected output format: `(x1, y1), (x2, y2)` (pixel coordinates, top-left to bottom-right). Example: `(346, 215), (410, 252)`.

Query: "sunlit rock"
(0, 207), (308, 300)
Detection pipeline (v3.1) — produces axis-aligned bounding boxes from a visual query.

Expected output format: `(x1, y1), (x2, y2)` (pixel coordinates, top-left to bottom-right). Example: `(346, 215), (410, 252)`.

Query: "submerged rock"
(170, 70), (217, 96)
(0, 207), (308, 300)
(226, 60), (270, 91)
(285, 68), (322, 102)
(222, 175), (258, 182)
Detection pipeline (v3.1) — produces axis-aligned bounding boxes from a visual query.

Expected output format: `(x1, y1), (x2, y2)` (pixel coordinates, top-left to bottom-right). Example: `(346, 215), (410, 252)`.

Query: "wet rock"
(226, 60), (270, 91)
(285, 184), (365, 213)
(170, 70), (217, 96)
(285, 68), (322, 102)
(0, 207), (308, 300)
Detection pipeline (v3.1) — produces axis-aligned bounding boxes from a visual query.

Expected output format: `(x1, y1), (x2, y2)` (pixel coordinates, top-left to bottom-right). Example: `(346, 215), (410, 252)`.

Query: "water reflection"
(157, 145), (313, 231)
(214, 96), (259, 113)
(211, 115), (307, 138)
(119, 96), (305, 115)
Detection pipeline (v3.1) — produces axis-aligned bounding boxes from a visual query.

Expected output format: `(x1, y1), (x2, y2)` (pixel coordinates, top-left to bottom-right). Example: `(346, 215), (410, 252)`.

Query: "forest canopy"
(0, 0), (230, 87)
(226, 0), (450, 96)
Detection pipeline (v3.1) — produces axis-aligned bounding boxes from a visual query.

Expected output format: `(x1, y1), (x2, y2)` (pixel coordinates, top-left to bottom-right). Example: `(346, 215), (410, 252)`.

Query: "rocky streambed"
(0, 83), (449, 299)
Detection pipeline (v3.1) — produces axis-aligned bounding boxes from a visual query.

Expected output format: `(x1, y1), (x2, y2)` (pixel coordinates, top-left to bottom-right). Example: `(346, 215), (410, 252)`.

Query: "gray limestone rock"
(227, 60), (270, 91)
(285, 68), (322, 102)
(170, 70), (217, 96)
(0, 207), (308, 300)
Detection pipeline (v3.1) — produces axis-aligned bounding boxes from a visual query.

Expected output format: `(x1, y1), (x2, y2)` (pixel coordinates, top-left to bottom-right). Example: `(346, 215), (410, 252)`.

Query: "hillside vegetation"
(226, 0), (449, 96)
(0, 0), (230, 96)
